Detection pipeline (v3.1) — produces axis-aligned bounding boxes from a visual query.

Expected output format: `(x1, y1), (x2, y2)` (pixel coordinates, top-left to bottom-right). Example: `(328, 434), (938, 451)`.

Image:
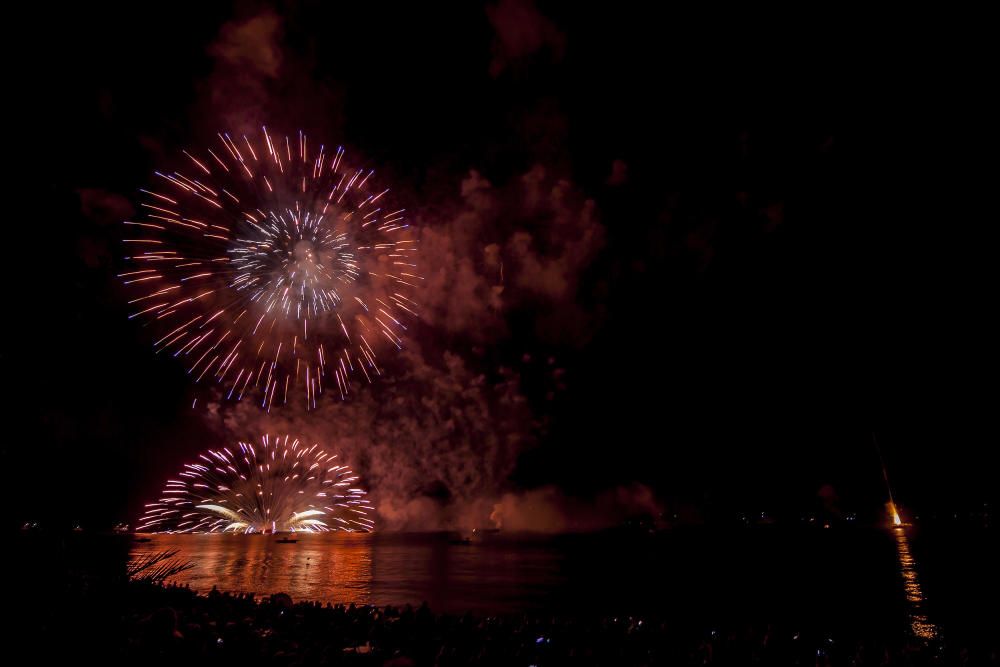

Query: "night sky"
(6, 2), (994, 530)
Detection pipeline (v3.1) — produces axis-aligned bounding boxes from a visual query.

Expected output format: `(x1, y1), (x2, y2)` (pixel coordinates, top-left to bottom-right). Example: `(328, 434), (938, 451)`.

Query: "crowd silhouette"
(106, 581), (997, 666)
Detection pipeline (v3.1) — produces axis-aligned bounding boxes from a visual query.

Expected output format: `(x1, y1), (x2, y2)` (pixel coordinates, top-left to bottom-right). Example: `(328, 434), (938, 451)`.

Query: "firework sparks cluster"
(121, 127), (420, 411)
(138, 434), (374, 534)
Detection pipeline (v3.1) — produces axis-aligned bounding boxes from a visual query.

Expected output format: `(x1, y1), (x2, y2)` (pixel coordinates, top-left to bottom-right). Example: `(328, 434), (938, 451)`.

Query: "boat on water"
(447, 527), (502, 544)
(276, 537), (298, 543)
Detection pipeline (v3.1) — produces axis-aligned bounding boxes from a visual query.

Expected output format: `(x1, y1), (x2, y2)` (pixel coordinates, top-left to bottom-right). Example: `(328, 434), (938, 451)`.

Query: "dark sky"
(6, 2), (994, 529)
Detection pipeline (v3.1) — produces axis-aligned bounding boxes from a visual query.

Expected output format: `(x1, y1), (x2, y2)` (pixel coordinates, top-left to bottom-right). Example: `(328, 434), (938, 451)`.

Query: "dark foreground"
(17, 579), (994, 666)
(13, 528), (999, 665)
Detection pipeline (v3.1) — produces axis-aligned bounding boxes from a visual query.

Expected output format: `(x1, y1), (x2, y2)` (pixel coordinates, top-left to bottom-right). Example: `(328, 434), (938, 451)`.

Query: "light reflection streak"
(891, 525), (939, 640)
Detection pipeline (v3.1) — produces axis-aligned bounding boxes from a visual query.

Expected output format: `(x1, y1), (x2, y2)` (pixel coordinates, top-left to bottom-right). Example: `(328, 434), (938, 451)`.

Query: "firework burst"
(121, 128), (420, 410)
(138, 434), (374, 534)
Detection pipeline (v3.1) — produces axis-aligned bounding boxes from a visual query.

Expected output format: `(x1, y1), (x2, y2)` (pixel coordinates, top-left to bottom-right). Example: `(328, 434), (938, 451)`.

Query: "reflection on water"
(891, 526), (939, 640)
(134, 533), (375, 606)
(131, 532), (569, 613)
(130, 528), (976, 627)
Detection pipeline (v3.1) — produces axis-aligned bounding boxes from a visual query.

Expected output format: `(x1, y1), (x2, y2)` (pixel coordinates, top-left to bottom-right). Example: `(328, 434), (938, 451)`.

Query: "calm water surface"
(131, 526), (997, 638)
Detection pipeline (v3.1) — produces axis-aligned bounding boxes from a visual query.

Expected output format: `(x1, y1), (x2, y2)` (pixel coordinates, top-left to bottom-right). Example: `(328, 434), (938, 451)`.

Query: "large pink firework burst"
(121, 128), (420, 410)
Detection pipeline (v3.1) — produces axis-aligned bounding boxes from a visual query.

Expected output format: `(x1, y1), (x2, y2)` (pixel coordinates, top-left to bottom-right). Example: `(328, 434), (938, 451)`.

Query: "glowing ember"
(889, 501), (902, 526)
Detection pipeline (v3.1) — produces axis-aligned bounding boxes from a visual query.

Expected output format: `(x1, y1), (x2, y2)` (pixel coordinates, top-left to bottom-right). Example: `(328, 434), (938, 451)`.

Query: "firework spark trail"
(121, 128), (420, 410)
(137, 434), (375, 534)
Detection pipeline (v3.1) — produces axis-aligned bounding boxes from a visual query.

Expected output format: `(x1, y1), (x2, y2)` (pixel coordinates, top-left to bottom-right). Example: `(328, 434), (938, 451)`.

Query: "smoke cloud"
(213, 345), (533, 531)
(171, 6), (641, 531)
(488, 483), (663, 533)
(420, 167), (604, 345)
(486, 0), (566, 77)
(202, 10), (283, 132)
(205, 165), (608, 530)
(198, 8), (343, 136)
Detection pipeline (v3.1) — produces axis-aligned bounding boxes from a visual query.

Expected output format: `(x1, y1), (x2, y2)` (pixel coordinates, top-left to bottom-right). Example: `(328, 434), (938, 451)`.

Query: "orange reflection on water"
(132, 532), (373, 605)
(892, 526), (938, 640)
